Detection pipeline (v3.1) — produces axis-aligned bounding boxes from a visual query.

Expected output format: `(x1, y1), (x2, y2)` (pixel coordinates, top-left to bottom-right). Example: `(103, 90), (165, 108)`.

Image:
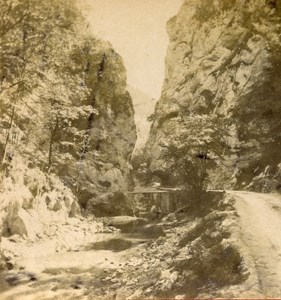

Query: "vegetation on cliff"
(0, 0), (136, 269)
(145, 0), (281, 192)
(0, 0), (136, 219)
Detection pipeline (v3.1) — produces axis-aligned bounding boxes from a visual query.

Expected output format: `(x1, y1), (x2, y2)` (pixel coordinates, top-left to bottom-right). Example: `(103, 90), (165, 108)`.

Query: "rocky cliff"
(145, 0), (281, 190)
(0, 0), (136, 257)
(58, 40), (137, 216)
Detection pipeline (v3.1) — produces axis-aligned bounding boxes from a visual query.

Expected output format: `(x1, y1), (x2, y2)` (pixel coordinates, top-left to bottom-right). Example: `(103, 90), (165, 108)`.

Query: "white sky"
(78, 0), (183, 99)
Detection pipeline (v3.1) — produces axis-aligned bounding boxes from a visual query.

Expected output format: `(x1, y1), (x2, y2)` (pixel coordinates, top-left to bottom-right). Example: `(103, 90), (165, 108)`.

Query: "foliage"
(161, 115), (228, 193)
(0, 0), (96, 169)
(194, 0), (218, 24)
(1, 0), (80, 94)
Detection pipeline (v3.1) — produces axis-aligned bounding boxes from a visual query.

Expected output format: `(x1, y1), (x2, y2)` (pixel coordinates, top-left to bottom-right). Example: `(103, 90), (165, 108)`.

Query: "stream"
(0, 219), (165, 299)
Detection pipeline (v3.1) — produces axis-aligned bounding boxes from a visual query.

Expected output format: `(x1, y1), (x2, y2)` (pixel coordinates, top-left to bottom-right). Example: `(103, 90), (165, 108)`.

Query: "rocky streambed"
(0, 216), (165, 300)
(0, 192), (254, 300)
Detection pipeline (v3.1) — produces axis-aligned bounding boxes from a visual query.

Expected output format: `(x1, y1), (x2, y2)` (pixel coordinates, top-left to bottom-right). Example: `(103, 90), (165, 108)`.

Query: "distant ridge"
(127, 85), (157, 154)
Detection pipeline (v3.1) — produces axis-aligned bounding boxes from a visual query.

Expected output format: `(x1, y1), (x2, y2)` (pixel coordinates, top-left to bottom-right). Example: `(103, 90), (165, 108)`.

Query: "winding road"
(229, 190), (281, 297)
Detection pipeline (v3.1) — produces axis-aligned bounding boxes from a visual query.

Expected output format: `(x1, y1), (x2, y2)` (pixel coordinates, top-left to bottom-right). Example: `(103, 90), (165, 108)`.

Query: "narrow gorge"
(1, 0), (281, 299)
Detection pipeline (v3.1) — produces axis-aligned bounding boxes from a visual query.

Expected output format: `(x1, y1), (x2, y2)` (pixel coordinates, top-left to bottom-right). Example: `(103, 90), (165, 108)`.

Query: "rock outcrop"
(145, 0), (281, 190)
(0, 0), (136, 264)
(0, 0), (136, 222)
(58, 41), (137, 215)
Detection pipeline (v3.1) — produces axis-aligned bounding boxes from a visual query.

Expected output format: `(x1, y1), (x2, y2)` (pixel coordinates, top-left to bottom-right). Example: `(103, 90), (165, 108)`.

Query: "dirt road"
(229, 190), (281, 297)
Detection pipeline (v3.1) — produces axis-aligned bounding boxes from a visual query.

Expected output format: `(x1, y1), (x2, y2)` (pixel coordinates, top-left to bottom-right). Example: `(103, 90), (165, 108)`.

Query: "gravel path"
(230, 190), (281, 297)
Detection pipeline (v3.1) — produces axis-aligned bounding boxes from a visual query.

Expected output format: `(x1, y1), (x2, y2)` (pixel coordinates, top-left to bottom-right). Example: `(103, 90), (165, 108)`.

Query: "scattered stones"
(0, 194), (247, 299)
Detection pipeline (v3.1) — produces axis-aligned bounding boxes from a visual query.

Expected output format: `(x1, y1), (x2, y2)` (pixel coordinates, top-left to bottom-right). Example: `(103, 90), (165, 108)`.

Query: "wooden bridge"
(127, 187), (182, 194)
(126, 187), (183, 214)
(126, 188), (225, 215)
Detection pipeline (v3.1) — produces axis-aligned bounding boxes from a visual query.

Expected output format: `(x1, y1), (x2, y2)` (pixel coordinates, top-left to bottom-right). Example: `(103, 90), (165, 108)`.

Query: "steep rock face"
(146, 0), (281, 189)
(0, 0), (136, 247)
(1, 45), (135, 217)
(54, 41), (137, 215)
(0, 0), (136, 269)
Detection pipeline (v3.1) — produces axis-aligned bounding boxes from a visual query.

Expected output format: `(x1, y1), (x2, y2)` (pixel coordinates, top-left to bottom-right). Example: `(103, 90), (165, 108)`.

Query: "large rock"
(51, 40), (137, 213)
(0, 7), (136, 217)
(145, 0), (281, 189)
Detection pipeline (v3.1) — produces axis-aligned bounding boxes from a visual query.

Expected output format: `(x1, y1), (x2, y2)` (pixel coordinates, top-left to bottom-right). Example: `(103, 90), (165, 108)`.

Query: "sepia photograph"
(1, 0), (281, 299)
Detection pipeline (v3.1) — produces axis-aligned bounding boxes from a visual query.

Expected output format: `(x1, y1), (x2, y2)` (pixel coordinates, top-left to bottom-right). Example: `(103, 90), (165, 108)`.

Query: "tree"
(161, 114), (228, 194)
(0, 0), (94, 170)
